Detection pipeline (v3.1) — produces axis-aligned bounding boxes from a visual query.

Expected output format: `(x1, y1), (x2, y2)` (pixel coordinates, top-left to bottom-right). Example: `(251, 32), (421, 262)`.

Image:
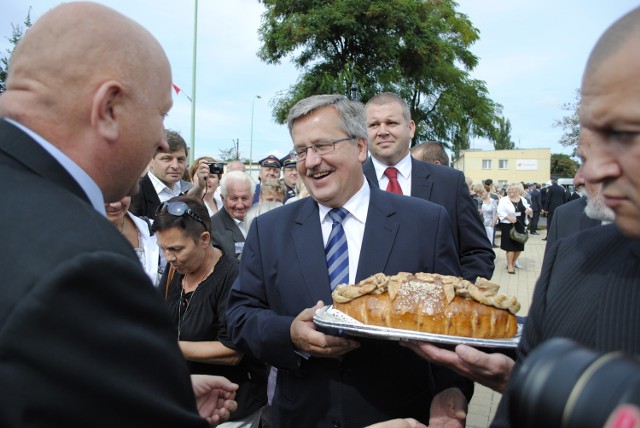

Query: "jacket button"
(332, 420), (341, 428)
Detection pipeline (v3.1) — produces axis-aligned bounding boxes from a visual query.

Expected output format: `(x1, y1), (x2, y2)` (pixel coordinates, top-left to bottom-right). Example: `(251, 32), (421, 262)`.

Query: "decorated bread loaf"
(331, 272), (520, 339)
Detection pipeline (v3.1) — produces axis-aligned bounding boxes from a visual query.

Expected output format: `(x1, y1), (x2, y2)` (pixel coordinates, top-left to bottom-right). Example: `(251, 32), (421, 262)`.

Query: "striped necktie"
(325, 207), (349, 290)
(384, 167), (403, 195)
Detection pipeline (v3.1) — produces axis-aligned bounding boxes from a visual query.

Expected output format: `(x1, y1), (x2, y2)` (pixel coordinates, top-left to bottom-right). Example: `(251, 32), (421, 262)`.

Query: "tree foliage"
(258, 0), (502, 146)
(550, 153), (579, 178)
(493, 116), (515, 150)
(553, 88), (581, 151)
(0, 9), (31, 94)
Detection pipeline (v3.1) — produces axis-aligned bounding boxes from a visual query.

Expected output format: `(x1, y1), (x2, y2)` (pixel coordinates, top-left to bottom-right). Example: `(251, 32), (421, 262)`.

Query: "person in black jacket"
(528, 183), (542, 234)
(0, 3), (236, 426)
(542, 177), (568, 240)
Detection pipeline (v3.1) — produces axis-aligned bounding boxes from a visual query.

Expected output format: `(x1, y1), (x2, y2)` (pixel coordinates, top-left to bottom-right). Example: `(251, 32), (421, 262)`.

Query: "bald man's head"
(0, 2), (173, 202)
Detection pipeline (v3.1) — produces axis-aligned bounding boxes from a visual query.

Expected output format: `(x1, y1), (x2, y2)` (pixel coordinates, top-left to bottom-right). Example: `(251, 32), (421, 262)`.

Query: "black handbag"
(510, 224), (529, 244)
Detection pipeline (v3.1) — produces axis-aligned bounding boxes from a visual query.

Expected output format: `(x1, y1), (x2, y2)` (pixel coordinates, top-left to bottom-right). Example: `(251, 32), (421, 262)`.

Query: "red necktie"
(384, 167), (403, 195)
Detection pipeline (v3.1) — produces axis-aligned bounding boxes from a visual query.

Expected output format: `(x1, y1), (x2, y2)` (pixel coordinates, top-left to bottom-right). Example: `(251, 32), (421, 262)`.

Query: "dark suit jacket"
(529, 188), (542, 211)
(0, 120), (207, 427)
(363, 157), (494, 282)
(543, 183), (568, 212)
(226, 188), (472, 427)
(210, 207), (245, 259)
(491, 225), (640, 427)
(129, 173), (192, 219)
(546, 196), (601, 248)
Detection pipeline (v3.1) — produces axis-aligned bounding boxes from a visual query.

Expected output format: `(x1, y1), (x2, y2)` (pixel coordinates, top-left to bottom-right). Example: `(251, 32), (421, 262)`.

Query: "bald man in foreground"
(0, 3), (236, 427)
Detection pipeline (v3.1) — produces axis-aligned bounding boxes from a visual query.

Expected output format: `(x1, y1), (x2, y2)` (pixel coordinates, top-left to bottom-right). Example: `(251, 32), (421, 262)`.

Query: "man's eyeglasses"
(156, 201), (207, 230)
(289, 136), (354, 162)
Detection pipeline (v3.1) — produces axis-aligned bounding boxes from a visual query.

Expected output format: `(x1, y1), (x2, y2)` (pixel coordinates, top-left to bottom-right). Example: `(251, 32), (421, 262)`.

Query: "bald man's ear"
(91, 80), (123, 143)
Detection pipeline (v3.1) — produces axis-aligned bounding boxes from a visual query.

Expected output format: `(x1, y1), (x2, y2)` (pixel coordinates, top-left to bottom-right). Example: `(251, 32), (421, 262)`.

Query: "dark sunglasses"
(156, 201), (207, 230)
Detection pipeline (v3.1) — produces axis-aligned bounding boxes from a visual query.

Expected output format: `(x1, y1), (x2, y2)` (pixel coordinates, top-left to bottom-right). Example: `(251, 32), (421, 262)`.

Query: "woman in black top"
(154, 196), (267, 427)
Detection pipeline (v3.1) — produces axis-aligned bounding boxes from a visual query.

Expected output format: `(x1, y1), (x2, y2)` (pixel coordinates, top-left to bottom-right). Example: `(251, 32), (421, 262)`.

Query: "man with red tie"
(363, 92), (494, 282)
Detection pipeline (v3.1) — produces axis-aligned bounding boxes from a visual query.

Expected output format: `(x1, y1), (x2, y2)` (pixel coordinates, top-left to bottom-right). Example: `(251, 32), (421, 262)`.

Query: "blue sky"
(2, 1), (637, 163)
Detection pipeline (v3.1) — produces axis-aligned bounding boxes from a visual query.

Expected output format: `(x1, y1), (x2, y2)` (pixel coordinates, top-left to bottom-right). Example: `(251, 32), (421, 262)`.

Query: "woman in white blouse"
(105, 196), (161, 286)
(497, 183), (533, 274)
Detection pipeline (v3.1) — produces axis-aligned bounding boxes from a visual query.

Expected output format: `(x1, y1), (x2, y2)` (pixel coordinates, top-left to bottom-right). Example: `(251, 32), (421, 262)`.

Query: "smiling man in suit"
(0, 3), (236, 426)
(363, 92), (494, 282)
(227, 94), (472, 428)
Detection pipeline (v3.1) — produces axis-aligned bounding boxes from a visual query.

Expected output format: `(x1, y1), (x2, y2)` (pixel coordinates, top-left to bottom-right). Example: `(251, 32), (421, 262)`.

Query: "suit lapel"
(221, 208), (245, 241)
(0, 120), (89, 203)
(356, 188), (399, 281)
(291, 199), (334, 303)
(410, 157), (434, 199)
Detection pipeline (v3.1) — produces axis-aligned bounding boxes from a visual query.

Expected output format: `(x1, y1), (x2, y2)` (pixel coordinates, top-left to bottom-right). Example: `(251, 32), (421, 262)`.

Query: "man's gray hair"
(219, 171), (255, 197)
(286, 94), (367, 142)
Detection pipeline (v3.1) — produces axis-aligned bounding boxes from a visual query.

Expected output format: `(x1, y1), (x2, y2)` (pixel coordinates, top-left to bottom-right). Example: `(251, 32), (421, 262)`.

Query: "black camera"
(510, 337), (640, 428)
(207, 162), (224, 175)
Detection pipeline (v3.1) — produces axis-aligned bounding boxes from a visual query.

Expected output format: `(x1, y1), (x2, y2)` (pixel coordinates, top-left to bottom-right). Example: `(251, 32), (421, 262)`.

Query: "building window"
(499, 159), (508, 169)
(482, 159), (492, 169)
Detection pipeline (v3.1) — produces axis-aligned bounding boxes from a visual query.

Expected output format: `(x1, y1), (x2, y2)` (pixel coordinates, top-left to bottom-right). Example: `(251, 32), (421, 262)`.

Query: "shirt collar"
(318, 177), (370, 225)
(370, 152), (412, 181)
(5, 118), (106, 215)
(148, 171), (182, 195)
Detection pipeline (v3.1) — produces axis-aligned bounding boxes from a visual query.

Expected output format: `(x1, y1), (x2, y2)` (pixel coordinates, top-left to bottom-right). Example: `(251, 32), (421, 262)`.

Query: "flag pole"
(189, 0), (198, 164)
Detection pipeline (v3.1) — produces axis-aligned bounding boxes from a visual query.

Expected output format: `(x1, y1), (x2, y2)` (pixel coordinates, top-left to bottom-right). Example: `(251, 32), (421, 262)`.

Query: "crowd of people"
(1, 2), (639, 428)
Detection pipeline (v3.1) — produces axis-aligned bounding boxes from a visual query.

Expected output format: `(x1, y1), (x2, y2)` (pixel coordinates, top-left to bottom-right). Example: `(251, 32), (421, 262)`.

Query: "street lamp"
(189, 0), (199, 163)
(249, 95), (262, 179)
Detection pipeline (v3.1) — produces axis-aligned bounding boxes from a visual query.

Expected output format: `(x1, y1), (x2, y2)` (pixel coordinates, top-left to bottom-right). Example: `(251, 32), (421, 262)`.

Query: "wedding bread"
(331, 272), (520, 339)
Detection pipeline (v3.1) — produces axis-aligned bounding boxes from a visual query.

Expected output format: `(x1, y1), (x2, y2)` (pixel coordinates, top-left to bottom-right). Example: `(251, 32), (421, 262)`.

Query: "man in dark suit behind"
(227, 95), (472, 428)
(0, 3), (236, 427)
(211, 171), (255, 259)
(542, 177), (568, 240)
(130, 129), (193, 219)
(527, 183), (542, 234)
(363, 92), (494, 282)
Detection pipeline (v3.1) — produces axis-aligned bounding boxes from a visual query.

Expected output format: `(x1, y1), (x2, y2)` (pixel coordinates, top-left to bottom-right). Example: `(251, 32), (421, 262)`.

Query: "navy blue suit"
(545, 196), (602, 249)
(363, 157), (494, 282)
(226, 186), (472, 427)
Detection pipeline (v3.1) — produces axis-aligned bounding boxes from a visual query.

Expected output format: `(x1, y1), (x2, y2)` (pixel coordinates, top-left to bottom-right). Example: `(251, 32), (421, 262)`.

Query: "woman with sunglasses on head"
(187, 156), (223, 216)
(153, 196), (268, 428)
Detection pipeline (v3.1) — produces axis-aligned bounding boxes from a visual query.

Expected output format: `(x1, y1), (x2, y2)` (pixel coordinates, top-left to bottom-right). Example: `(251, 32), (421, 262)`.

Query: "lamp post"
(249, 95), (261, 179)
(188, 0), (199, 164)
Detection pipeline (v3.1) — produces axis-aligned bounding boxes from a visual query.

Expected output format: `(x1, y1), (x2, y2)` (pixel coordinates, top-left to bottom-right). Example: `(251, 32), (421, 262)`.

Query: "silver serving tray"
(313, 305), (521, 348)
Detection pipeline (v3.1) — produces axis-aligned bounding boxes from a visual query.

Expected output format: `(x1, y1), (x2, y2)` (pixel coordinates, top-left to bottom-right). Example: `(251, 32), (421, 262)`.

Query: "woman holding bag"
(497, 183), (533, 274)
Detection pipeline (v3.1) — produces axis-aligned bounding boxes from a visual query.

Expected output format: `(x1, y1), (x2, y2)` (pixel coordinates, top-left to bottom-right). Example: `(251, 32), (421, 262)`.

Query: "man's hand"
(191, 375), (239, 426)
(366, 419), (427, 428)
(402, 341), (514, 393)
(428, 387), (467, 428)
(290, 301), (360, 358)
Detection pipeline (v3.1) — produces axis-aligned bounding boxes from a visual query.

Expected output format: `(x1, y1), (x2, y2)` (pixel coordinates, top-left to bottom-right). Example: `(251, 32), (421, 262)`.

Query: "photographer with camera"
(188, 156), (224, 216)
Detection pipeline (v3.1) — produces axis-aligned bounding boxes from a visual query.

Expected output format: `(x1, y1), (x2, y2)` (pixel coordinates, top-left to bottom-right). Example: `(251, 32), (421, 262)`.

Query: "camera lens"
(510, 337), (640, 428)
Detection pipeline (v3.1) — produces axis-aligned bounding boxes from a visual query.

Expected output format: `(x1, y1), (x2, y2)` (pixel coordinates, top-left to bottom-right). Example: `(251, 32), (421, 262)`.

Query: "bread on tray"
(331, 272), (520, 339)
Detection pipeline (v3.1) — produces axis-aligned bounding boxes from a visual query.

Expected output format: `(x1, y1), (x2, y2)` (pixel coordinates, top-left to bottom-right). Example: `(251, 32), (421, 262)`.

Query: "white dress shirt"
(369, 152), (412, 196)
(148, 171), (186, 203)
(317, 178), (370, 285)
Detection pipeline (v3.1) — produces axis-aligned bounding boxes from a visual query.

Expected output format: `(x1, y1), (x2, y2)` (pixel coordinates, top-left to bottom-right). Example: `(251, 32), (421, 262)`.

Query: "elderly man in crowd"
(0, 3), (237, 426)
(211, 171), (255, 259)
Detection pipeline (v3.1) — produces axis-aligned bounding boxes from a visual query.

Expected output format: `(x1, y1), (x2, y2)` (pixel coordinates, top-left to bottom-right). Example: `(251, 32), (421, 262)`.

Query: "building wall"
(453, 148), (550, 188)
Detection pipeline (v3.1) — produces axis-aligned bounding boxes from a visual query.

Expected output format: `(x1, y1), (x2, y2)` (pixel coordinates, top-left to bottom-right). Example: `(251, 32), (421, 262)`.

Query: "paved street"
(466, 229), (547, 428)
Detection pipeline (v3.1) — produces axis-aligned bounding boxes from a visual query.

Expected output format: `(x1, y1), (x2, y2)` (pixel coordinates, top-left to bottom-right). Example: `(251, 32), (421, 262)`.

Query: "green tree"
(0, 9), (32, 94)
(258, 0), (502, 146)
(450, 121), (470, 165)
(553, 88), (581, 151)
(493, 116), (515, 150)
(550, 153), (579, 178)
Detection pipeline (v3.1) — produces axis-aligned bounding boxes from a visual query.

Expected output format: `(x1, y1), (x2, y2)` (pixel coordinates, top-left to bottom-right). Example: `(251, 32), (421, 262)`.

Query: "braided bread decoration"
(331, 273), (520, 338)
